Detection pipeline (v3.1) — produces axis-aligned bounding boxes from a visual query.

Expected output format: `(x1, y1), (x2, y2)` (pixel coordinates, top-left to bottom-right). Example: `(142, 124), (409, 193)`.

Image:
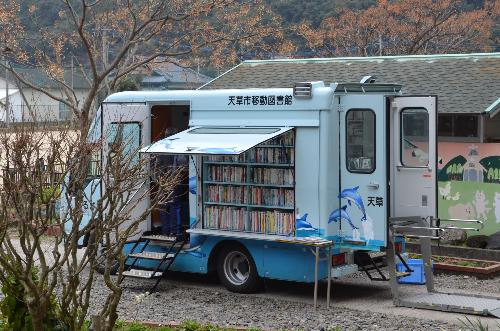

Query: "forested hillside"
(15, 0), (499, 48)
(7, 0), (500, 73)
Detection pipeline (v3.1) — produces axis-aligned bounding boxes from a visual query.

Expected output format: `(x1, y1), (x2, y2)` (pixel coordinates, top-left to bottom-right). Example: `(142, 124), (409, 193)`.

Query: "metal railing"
(389, 216), (484, 240)
(1, 163), (66, 188)
(1, 105), (73, 122)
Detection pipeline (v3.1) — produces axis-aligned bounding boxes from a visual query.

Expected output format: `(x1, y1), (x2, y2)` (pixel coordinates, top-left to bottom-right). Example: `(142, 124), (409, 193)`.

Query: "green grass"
(457, 316), (499, 331)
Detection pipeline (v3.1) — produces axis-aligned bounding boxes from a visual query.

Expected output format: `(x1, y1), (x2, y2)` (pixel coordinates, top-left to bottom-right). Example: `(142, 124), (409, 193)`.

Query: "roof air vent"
(360, 75), (377, 84)
(293, 82), (313, 98)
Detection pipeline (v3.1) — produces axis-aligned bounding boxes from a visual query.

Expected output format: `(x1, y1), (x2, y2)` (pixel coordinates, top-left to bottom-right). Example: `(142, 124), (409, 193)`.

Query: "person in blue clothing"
(155, 127), (188, 236)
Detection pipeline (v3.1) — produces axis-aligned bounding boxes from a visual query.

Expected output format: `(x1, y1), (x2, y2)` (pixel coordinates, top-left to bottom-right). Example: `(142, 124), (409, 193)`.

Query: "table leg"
(314, 246), (319, 309)
(327, 244), (332, 308)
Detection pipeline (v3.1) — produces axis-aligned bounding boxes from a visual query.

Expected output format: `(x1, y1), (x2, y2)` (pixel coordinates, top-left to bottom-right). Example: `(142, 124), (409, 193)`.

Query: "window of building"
(438, 114), (479, 137)
(346, 109), (375, 173)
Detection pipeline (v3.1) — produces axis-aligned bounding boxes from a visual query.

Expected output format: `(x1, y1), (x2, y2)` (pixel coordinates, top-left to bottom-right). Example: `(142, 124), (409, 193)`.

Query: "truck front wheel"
(217, 244), (261, 293)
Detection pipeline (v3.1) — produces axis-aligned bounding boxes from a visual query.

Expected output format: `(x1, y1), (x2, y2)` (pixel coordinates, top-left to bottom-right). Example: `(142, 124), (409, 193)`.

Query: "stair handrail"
(432, 218), (484, 232)
(391, 224), (445, 240)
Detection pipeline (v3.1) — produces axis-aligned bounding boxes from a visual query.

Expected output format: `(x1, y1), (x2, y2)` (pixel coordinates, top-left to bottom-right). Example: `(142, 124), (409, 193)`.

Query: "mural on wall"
(438, 142), (500, 235)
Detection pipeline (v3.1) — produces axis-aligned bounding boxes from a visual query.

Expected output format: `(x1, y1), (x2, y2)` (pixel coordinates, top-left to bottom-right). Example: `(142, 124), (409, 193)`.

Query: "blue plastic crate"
(396, 258), (426, 284)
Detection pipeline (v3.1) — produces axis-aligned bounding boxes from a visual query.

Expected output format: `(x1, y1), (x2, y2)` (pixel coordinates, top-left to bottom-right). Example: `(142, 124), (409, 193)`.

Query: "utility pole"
(71, 55), (74, 89)
(4, 55), (9, 126)
(378, 35), (382, 56)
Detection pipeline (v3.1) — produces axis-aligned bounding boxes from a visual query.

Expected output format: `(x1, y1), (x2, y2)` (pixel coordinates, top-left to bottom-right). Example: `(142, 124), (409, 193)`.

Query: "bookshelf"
(201, 130), (295, 236)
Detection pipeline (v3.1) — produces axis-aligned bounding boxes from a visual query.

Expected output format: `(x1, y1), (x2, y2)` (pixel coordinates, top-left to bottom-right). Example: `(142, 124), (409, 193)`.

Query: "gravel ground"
(81, 272), (500, 331)
(434, 273), (500, 293)
(2, 267), (497, 330)
(346, 270), (500, 294)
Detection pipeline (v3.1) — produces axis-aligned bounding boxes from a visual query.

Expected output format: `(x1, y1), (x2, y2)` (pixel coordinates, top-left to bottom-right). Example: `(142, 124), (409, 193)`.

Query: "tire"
(216, 243), (261, 293)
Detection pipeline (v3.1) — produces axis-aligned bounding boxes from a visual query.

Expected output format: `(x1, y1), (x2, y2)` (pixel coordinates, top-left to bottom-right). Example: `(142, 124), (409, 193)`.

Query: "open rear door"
(389, 97), (500, 319)
(391, 96), (437, 218)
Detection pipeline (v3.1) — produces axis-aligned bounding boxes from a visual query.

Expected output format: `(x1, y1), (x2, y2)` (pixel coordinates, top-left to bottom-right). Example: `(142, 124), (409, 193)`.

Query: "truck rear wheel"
(216, 244), (261, 293)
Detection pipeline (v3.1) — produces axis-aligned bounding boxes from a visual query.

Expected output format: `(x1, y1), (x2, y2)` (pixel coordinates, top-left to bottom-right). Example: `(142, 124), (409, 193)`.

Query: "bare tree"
(298, 0), (498, 57)
(0, 1), (284, 330)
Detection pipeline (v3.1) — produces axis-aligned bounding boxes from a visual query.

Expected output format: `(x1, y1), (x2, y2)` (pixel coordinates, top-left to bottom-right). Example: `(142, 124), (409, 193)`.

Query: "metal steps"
(395, 271), (412, 278)
(128, 252), (174, 260)
(141, 235), (177, 242)
(122, 233), (187, 292)
(355, 251), (389, 281)
(356, 250), (412, 281)
(122, 269), (163, 279)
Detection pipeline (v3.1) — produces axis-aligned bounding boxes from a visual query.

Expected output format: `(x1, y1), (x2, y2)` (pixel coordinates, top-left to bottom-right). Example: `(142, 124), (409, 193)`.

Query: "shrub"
(0, 267), (68, 331)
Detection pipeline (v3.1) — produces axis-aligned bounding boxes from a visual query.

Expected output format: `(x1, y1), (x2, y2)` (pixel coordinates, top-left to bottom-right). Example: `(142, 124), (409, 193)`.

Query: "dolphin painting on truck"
(74, 81), (500, 316)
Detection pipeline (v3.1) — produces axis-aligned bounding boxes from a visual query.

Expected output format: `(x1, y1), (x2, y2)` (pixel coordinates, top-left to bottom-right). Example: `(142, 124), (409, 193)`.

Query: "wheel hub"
(223, 251), (250, 286)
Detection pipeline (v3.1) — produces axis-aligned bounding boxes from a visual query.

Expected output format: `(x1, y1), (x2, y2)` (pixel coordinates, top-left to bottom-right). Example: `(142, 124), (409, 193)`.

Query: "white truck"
(78, 81), (499, 316)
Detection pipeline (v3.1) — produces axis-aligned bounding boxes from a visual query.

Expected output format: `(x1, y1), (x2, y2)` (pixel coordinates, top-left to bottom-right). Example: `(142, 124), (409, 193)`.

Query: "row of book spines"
(250, 147), (295, 164)
(205, 148), (294, 164)
(207, 165), (247, 182)
(204, 185), (294, 206)
(207, 166), (294, 185)
(205, 185), (248, 204)
(248, 209), (294, 234)
(266, 132), (295, 146)
(250, 187), (294, 207)
(252, 168), (294, 185)
(204, 206), (247, 230)
(203, 206), (294, 235)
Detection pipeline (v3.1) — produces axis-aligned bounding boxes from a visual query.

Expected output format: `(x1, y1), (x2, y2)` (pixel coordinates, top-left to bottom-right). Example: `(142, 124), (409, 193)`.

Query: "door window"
(346, 109), (375, 173)
(108, 122), (141, 166)
(401, 108), (429, 167)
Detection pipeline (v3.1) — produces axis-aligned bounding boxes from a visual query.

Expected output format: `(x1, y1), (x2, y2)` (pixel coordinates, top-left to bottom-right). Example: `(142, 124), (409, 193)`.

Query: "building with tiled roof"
(201, 53), (500, 142)
(139, 60), (211, 90)
(0, 66), (90, 123)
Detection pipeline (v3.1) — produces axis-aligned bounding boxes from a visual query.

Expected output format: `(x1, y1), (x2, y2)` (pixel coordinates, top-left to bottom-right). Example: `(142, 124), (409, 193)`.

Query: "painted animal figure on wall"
(494, 192), (500, 224)
(473, 190), (491, 220)
(338, 186), (367, 220)
(439, 181), (451, 199)
(448, 202), (476, 220)
(296, 213), (316, 231)
(328, 205), (358, 230)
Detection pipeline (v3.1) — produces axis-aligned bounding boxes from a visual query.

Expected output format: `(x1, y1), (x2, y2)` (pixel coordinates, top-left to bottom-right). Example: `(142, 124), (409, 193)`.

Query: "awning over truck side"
(140, 126), (293, 155)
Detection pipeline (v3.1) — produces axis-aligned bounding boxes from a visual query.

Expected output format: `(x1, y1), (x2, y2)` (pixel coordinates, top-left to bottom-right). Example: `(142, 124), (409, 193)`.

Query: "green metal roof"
(485, 97), (500, 118)
(242, 52), (500, 64)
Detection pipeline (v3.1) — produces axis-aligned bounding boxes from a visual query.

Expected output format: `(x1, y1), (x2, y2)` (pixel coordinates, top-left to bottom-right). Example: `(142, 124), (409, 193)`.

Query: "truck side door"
(338, 95), (387, 249)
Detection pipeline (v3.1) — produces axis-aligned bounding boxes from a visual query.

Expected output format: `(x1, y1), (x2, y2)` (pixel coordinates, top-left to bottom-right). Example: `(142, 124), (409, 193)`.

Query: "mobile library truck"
(80, 81), (500, 317)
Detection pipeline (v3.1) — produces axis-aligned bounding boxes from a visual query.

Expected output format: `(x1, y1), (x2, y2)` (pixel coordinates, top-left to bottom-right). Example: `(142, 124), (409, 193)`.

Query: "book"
(207, 165), (246, 182)
(205, 184), (247, 204)
(252, 168), (294, 185)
